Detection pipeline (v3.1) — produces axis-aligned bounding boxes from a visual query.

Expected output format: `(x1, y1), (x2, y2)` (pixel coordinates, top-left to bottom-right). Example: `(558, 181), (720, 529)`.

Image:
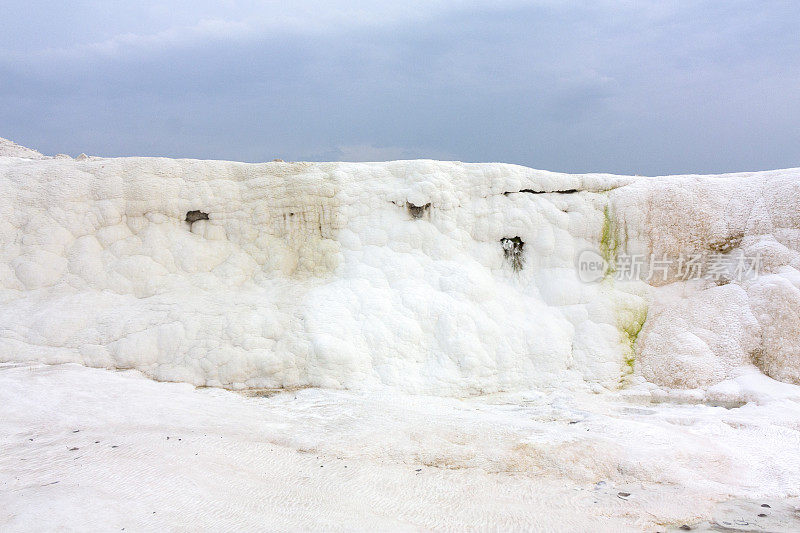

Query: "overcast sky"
(1, 1), (798, 174)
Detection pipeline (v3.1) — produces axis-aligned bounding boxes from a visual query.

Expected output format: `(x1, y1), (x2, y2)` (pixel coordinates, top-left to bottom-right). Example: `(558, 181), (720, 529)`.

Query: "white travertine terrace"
(1, 137), (799, 396)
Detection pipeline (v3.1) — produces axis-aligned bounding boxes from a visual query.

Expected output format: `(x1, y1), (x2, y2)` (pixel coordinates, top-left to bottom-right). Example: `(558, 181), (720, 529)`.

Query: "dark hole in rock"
(407, 202), (431, 219)
(708, 231), (744, 253)
(501, 236), (525, 271)
(186, 210), (209, 224)
(504, 189), (579, 195)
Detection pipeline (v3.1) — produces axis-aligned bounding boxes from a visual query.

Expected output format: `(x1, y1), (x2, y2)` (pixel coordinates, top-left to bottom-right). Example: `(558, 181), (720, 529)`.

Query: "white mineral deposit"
(2, 137), (800, 531)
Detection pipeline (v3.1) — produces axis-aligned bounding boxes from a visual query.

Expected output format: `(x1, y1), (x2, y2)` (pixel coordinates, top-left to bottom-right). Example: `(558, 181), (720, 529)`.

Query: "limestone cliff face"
(1, 137), (798, 394)
(612, 172), (800, 388)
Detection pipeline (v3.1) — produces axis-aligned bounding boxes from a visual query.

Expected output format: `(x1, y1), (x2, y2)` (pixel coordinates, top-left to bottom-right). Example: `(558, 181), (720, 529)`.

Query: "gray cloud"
(1, 0), (798, 174)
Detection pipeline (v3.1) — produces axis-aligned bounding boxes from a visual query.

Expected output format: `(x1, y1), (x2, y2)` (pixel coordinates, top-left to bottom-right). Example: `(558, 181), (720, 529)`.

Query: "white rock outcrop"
(1, 137), (798, 394)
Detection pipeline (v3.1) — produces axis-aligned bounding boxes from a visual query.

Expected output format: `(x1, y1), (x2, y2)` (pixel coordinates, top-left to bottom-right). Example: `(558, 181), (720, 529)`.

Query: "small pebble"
(618, 492), (630, 498)
(679, 526), (691, 531)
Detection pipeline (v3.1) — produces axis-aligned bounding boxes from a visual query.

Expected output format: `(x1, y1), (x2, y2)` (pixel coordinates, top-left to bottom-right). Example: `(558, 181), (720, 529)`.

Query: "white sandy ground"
(2, 362), (800, 532)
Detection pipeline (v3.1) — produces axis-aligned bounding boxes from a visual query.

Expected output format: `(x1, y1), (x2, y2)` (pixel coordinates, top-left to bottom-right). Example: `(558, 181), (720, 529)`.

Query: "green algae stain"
(599, 204), (619, 274)
(618, 306), (647, 379)
(597, 197), (648, 385)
